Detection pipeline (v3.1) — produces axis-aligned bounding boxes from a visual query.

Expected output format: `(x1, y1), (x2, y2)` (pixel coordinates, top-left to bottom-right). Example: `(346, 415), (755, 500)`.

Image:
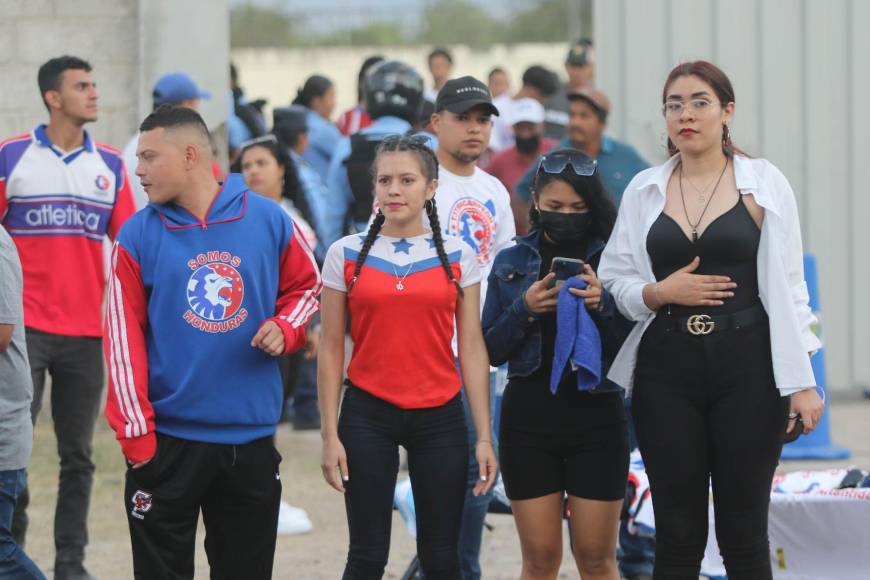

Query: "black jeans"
(12, 328), (104, 565)
(632, 316), (789, 580)
(338, 385), (468, 580)
(125, 433), (281, 580)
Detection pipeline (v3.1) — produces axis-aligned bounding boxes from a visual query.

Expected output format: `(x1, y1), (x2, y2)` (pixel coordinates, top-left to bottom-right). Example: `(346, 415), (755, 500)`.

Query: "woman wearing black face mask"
(482, 149), (632, 579)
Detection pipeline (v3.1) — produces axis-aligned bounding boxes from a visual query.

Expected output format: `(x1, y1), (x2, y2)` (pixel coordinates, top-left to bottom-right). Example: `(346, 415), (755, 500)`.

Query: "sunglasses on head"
(535, 150), (597, 177)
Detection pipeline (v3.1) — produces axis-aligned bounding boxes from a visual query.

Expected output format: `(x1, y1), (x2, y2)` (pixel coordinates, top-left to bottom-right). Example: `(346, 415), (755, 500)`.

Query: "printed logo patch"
(183, 251), (248, 333)
(95, 174), (111, 192)
(130, 490), (153, 520)
(447, 198), (496, 266)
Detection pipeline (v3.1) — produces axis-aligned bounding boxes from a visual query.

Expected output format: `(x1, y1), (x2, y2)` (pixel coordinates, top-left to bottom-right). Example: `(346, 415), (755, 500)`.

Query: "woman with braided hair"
(318, 134), (497, 579)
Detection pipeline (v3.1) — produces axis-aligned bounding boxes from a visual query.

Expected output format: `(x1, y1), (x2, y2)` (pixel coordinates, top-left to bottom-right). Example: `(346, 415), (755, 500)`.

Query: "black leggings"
(338, 385), (468, 580)
(632, 317), (789, 580)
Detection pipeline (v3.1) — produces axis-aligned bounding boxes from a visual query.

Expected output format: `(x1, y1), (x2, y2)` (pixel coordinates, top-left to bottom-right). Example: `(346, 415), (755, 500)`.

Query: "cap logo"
(455, 86), (489, 96)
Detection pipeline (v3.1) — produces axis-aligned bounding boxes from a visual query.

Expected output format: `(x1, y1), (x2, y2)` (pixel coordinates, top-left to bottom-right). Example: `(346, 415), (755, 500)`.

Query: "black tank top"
(646, 195), (761, 315)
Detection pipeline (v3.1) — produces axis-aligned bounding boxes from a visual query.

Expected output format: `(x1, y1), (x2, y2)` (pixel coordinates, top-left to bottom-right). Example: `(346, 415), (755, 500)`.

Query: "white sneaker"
(277, 500), (313, 535)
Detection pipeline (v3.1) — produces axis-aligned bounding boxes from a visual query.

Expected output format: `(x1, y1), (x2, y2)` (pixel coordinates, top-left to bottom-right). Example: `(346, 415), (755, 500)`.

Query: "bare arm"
(456, 283), (498, 495)
(317, 287), (349, 492)
(0, 324), (12, 352)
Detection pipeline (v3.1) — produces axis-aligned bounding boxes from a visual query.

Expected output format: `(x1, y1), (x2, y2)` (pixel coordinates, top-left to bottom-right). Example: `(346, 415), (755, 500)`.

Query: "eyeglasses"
(535, 150), (597, 177)
(662, 99), (723, 117)
(238, 134), (278, 150)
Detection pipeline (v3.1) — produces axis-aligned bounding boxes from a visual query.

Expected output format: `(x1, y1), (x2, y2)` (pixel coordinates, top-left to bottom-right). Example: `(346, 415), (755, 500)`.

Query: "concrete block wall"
(0, 0), (140, 151)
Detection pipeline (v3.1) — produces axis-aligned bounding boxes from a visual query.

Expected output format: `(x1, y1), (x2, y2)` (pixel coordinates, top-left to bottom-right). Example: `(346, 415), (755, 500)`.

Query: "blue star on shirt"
(426, 237), (437, 249)
(392, 238), (413, 254)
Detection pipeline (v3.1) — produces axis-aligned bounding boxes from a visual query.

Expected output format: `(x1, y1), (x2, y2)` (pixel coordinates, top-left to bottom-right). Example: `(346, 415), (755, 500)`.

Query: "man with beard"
(483, 98), (557, 234)
(514, 86), (648, 208)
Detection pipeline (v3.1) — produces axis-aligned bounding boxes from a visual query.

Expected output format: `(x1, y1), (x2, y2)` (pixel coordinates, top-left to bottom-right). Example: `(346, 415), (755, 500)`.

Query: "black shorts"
(498, 386), (629, 501)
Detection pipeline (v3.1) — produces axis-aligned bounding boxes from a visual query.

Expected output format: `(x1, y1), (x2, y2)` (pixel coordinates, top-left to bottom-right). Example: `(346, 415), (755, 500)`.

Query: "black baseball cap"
(435, 76), (499, 116)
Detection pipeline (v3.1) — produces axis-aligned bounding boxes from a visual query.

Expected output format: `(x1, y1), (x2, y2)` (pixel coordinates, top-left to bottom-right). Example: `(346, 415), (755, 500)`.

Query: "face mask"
(514, 134), (541, 155)
(538, 210), (592, 244)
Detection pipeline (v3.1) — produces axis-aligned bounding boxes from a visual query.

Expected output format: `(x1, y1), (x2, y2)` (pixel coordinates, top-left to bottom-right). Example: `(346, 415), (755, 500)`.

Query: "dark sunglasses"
(535, 150), (597, 177)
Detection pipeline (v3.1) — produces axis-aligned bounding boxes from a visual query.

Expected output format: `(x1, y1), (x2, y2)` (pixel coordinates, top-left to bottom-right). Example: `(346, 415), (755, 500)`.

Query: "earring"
(722, 123), (731, 144)
(425, 199), (435, 217)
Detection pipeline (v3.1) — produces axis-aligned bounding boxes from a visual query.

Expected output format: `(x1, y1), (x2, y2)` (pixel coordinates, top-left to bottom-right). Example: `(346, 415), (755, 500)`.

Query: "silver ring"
(788, 413), (799, 420)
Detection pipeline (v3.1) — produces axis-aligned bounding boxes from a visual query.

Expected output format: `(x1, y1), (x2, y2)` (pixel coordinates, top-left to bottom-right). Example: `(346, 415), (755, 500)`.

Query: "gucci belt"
(662, 304), (768, 335)
(686, 314), (715, 335)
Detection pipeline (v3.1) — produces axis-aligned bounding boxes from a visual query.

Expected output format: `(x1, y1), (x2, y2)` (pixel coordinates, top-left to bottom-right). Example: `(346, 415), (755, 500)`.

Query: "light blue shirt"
(302, 108), (341, 182)
(321, 116), (437, 250)
(227, 90), (252, 150)
(289, 149), (329, 261)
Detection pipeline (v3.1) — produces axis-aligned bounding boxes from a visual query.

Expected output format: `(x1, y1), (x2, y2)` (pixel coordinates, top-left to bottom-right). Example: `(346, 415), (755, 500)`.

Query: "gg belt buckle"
(687, 314), (715, 336)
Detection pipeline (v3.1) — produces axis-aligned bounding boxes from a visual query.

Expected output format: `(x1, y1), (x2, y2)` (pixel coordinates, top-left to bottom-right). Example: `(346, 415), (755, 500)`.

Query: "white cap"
(510, 98), (545, 125)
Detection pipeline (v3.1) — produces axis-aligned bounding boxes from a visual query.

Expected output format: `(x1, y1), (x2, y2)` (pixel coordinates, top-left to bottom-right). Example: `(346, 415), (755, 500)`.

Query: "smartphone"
(548, 257), (585, 289)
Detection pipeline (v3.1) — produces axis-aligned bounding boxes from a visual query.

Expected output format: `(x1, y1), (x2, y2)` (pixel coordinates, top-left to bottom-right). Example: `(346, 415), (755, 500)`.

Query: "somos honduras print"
(447, 198), (496, 266)
(183, 251), (248, 333)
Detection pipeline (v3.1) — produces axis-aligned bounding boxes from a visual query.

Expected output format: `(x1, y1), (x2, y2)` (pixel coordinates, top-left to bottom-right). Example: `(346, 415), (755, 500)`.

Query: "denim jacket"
(481, 229), (633, 393)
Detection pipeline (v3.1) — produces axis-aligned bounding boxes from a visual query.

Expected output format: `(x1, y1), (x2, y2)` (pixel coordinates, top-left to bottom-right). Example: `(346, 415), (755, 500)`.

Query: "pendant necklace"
(391, 262), (413, 291)
(679, 158), (729, 242)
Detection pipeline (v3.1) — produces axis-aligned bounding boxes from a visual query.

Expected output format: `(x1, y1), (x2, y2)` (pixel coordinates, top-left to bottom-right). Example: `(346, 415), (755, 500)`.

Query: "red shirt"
(0, 127), (135, 337)
(484, 138), (558, 194)
(322, 233), (480, 408)
(336, 106), (373, 136)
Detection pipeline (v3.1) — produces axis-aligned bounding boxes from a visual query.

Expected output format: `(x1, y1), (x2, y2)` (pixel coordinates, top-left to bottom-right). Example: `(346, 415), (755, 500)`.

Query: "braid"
(347, 210), (385, 294)
(427, 198), (464, 297)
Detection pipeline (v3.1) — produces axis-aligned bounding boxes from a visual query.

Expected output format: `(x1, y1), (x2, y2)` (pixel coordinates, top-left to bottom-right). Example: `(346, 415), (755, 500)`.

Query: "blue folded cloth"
(550, 276), (602, 394)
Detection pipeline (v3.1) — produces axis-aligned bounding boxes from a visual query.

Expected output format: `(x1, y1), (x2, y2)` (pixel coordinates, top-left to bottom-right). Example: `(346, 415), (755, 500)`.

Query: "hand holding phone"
(548, 257), (585, 289)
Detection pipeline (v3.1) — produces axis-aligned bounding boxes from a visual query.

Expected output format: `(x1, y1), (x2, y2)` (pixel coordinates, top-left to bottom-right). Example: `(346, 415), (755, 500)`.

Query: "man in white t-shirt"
(431, 75), (515, 580)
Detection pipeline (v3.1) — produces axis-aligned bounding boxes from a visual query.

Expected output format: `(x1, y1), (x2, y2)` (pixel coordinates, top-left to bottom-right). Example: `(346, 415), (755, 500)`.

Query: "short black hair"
(139, 104), (210, 138)
(428, 47), (453, 65)
(522, 65), (558, 97)
(37, 55), (92, 110)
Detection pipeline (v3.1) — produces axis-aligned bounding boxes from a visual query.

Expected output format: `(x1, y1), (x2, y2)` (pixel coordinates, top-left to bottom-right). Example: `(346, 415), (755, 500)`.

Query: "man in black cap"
(431, 75), (514, 580)
(544, 38), (597, 140)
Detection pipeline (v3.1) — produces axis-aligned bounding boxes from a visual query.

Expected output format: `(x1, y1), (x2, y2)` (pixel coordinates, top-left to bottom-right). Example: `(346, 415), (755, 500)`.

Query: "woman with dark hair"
(292, 74), (340, 180)
(482, 148), (631, 580)
(599, 61), (824, 579)
(317, 135), (497, 579)
(237, 134), (320, 536)
(237, 134), (318, 251)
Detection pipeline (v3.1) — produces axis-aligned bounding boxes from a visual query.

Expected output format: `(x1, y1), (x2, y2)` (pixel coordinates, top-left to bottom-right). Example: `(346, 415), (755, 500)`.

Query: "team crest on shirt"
(95, 174), (110, 192)
(130, 490), (153, 520)
(183, 251), (248, 333)
(447, 198), (496, 265)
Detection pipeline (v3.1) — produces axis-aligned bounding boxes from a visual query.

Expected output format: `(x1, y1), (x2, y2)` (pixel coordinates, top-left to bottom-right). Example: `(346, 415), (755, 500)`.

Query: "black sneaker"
(54, 561), (96, 580)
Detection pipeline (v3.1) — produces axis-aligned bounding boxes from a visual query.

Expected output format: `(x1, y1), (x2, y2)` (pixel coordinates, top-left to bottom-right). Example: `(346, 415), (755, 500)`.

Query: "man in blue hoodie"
(104, 105), (321, 579)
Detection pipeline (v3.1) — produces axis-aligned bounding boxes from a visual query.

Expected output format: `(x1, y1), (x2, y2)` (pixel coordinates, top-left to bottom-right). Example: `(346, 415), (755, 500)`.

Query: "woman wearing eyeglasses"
(482, 148), (632, 580)
(598, 61), (825, 580)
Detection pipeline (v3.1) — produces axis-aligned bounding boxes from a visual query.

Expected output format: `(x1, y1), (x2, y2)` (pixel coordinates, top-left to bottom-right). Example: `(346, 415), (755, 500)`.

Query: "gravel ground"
(22, 395), (870, 579)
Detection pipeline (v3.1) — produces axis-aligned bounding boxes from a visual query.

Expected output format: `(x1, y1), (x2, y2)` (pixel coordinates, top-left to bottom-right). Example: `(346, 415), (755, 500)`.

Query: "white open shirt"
(598, 154), (821, 396)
